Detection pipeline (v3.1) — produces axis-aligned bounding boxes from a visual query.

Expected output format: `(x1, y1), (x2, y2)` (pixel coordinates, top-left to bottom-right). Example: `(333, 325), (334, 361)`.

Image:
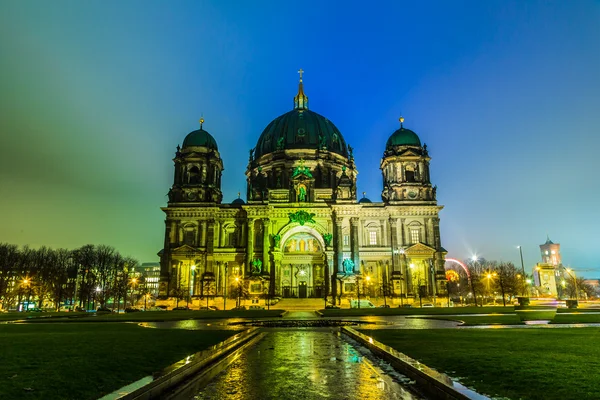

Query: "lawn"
(0, 323), (237, 400)
(359, 328), (600, 400)
(408, 312), (600, 325)
(319, 306), (515, 317)
(0, 309), (284, 323)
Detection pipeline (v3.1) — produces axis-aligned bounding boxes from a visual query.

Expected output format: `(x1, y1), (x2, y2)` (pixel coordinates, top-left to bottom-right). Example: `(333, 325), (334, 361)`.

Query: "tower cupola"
(380, 117), (436, 203)
(167, 118), (224, 204)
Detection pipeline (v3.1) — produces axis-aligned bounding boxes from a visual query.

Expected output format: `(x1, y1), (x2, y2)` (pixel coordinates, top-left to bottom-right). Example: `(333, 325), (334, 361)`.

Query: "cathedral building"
(158, 74), (447, 304)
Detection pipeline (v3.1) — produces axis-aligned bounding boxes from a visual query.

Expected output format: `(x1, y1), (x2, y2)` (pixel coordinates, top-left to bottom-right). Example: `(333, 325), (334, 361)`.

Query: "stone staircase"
(270, 298), (328, 310)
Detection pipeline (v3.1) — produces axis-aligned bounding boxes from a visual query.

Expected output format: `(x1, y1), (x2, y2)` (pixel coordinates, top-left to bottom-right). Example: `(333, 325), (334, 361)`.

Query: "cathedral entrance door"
(298, 282), (307, 298)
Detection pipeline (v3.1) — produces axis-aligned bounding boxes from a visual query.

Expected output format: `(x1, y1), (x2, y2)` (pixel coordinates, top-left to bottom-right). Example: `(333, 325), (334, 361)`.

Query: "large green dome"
(254, 109), (349, 158)
(182, 128), (218, 150)
(386, 126), (421, 148)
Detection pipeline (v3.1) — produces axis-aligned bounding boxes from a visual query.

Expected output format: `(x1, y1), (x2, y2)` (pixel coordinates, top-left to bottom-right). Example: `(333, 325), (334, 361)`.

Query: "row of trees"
(0, 243), (143, 311)
(446, 259), (596, 306)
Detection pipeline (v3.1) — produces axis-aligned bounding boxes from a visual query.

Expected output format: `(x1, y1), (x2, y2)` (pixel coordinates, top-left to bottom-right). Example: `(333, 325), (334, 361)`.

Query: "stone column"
(334, 216), (344, 273)
(400, 218), (406, 247)
(205, 219), (215, 274)
(262, 218), (270, 274)
(246, 219), (255, 275)
(350, 217), (360, 273)
(389, 217), (399, 272)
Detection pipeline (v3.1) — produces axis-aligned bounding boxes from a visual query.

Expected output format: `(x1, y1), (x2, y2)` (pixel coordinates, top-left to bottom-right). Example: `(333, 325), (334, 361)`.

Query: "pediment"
(405, 242), (436, 255)
(398, 149), (421, 157)
(171, 244), (198, 254)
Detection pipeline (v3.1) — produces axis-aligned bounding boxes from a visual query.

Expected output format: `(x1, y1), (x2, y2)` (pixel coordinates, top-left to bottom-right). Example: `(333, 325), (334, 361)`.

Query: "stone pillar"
(389, 217), (399, 272)
(334, 216), (344, 273)
(262, 218), (270, 274)
(246, 219), (255, 275)
(400, 218), (406, 247)
(206, 219), (215, 274)
(350, 217), (360, 273)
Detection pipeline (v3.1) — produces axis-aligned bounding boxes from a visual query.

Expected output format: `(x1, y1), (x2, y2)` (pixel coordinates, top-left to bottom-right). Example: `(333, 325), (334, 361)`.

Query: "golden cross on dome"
(298, 68), (304, 81)
(199, 117), (205, 128)
(399, 116), (404, 128)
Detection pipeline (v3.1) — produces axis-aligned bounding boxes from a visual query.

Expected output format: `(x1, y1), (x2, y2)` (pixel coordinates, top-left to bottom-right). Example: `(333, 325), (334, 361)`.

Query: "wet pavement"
(192, 329), (420, 400)
(141, 312), (459, 331)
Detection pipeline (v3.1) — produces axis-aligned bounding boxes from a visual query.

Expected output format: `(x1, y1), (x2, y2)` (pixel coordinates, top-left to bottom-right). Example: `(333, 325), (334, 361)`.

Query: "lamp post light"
(23, 278), (32, 311)
(470, 255), (481, 307)
(95, 286), (101, 309)
(130, 278), (138, 308)
(517, 246), (527, 296)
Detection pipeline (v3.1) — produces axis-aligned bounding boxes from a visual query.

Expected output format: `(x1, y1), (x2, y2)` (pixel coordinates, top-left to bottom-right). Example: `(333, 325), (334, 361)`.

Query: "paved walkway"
(193, 330), (420, 400)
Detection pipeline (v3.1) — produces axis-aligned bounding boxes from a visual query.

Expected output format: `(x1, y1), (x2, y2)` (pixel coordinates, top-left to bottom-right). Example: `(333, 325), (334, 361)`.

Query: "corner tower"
(167, 119), (224, 204)
(159, 119), (223, 299)
(380, 117), (436, 203)
(381, 117), (446, 299)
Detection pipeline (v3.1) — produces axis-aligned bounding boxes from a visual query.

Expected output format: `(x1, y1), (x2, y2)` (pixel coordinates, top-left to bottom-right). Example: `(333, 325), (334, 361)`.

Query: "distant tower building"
(533, 236), (562, 297)
(539, 236), (561, 266)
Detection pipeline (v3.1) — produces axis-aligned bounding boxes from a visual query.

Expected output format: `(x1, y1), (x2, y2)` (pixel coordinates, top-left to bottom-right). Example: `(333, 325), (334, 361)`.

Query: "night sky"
(1, 1), (599, 275)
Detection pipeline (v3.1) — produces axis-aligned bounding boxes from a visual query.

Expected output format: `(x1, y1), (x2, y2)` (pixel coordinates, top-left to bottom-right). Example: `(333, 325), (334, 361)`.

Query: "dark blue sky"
(1, 1), (599, 275)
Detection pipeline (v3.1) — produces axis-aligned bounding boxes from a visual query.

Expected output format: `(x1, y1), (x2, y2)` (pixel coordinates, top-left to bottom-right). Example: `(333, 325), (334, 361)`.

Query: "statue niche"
(291, 160), (314, 203)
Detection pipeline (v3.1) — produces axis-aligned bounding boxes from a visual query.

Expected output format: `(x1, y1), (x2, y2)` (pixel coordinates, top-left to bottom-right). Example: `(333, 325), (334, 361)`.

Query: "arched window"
(405, 164), (415, 182)
(188, 166), (200, 183)
(183, 226), (196, 246)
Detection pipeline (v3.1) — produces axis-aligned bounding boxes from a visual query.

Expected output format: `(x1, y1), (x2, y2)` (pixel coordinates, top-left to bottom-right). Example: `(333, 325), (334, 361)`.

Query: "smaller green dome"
(232, 197), (245, 205)
(358, 197), (372, 204)
(386, 127), (421, 148)
(182, 128), (218, 150)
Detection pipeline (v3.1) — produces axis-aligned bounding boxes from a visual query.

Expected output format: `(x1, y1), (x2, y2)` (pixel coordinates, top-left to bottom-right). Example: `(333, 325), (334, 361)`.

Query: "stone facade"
(158, 77), (447, 303)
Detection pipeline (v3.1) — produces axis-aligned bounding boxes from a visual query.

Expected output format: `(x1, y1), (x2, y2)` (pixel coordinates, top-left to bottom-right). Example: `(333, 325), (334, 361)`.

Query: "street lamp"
(470, 255), (480, 307)
(22, 278), (32, 311)
(94, 286), (101, 309)
(517, 246), (527, 296)
(130, 278), (138, 308)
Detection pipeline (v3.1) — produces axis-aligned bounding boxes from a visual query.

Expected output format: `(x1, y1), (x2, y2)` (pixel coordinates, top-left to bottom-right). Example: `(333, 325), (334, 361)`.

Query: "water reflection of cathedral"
(158, 72), (447, 303)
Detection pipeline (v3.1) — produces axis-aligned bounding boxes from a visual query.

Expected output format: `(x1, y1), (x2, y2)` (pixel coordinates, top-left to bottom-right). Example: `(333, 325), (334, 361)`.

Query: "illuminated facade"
(158, 74), (446, 303)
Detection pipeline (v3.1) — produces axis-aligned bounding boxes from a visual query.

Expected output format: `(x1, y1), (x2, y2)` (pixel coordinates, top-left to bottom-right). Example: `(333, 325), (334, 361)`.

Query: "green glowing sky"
(1, 1), (599, 273)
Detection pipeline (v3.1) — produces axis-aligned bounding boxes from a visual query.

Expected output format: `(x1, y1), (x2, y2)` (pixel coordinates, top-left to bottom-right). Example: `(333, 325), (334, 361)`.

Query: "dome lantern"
(294, 68), (309, 110)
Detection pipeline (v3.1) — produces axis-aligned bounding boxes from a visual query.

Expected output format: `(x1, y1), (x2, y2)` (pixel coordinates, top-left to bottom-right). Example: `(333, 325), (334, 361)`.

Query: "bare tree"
(494, 262), (520, 306)
(0, 243), (20, 310)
